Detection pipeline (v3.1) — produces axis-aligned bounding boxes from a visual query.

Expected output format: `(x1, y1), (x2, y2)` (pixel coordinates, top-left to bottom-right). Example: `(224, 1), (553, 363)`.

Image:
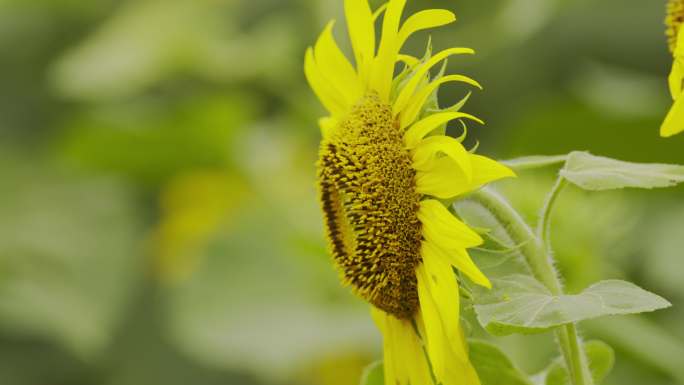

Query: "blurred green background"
(1, 0), (683, 384)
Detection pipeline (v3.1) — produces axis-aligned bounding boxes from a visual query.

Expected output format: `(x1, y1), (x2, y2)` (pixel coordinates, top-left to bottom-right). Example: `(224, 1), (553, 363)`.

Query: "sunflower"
(305, 1), (514, 384)
(662, 0), (684, 137)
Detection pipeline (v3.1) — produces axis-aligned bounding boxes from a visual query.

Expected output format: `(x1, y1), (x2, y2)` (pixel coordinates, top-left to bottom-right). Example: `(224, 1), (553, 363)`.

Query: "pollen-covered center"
(317, 93), (422, 320)
(667, 0), (684, 53)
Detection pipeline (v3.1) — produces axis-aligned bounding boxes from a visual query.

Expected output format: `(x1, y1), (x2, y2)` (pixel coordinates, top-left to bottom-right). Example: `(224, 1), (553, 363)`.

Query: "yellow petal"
(370, 308), (399, 385)
(412, 135), (472, 183)
(442, 358), (482, 385)
(418, 199), (483, 249)
(661, 95), (684, 137)
(470, 153), (516, 186)
(371, 0), (407, 100)
(397, 9), (456, 51)
(395, 318), (433, 385)
(668, 58), (684, 99)
(386, 316), (411, 385)
(304, 48), (346, 116)
(318, 117), (337, 139)
(371, 308), (432, 385)
(415, 306), (480, 385)
(404, 112), (483, 148)
(421, 243), (462, 340)
(415, 154), (514, 199)
(370, 306), (385, 331)
(416, 263), (448, 378)
(670, 28), (684, 99)
(314, 21), (363, 105)
(372, 3), (388, 21)
(393, 47), (475, 115)
(430, 243), (491, 288)
(400, 74), (482, 129)
(674, 24), (684, 58)
(344, 0), (375, 80)
(397, 54), (420, 68)
(416, 251), (469, 377)
(415, 156), (470, 199)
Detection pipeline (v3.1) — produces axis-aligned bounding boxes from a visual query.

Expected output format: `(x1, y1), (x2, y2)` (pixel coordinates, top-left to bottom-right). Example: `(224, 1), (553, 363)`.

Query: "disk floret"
(667, 0), (684, 53)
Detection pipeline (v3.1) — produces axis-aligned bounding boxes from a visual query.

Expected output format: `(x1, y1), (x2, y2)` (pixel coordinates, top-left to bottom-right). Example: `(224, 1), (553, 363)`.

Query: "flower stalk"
(468, 186), (594, 385)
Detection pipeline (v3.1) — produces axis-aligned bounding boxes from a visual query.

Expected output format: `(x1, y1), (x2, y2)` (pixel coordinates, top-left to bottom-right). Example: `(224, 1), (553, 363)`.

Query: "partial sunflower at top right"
(662, 0), (684, 137)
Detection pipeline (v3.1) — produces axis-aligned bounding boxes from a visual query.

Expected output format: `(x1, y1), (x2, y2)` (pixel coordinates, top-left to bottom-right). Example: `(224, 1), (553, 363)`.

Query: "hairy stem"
(537, 177), (567, 258)
(466, 187), (560, 294)
(536, 178), (593, 385)
(469, 186), (593, 385)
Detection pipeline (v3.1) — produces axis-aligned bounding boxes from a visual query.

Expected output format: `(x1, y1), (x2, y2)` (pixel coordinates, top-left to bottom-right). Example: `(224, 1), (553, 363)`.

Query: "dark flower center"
(317, 93), (422, 319)
(667, 0), (684, 53)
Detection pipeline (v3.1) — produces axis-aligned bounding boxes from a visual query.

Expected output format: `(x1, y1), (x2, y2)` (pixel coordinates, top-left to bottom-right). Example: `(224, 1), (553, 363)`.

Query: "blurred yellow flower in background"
(662, 0), (684, 137)
(305, 0), (514, 384)
(152, 171), (247, 283)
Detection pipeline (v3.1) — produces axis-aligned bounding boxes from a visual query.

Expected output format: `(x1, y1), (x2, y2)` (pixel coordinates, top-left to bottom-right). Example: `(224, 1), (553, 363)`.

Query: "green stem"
(536, 178), (593, 385)
(563, 324), (593, 385)
(466, 188), (561, 294)
(468, 186), (593, 385)
(537, 177), (567, 258)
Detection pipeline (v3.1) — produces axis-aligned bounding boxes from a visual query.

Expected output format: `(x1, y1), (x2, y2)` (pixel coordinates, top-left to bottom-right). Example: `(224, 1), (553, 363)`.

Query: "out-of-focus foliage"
(0, 0), (683, 385)
(0, 156), (144, 358)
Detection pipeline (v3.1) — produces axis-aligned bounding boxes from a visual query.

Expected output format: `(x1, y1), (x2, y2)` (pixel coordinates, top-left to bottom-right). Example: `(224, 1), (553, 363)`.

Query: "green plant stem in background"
(467, 188), (559, 293)
(536, 178), (593, 385)
(560, 324), (593, 385)
(469, 186), (594, 385)
(537, 177), (567, 258)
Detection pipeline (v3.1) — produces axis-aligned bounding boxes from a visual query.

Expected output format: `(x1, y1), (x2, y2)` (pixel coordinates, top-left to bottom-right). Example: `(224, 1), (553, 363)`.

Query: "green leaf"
(360, 361), (384, 385)
(560, 151), (684, 191)
(469, 340), (533, 385)
(501, 155), (568, 171)
(533, 340), (615, 385)
(472, 275), (671, 336)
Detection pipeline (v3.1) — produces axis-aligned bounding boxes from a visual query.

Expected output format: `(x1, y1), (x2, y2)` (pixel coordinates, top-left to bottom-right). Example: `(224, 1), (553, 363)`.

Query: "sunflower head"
(663, 0), (684, 137)
(306, 0), (514, 321)
(667, 0), (684, 54)
(305, 1), (515, 383)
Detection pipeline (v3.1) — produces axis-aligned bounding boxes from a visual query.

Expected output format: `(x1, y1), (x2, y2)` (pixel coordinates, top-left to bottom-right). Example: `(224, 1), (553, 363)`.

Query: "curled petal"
(372, 2), (388, 21)
(397, 9), (456, 52)
(393, 47), (475, 115)
(404, 112), (483, 148)
(397, 54), (420, 68)
(412, 135), (472, 183)
(400, 74), (482, 128)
